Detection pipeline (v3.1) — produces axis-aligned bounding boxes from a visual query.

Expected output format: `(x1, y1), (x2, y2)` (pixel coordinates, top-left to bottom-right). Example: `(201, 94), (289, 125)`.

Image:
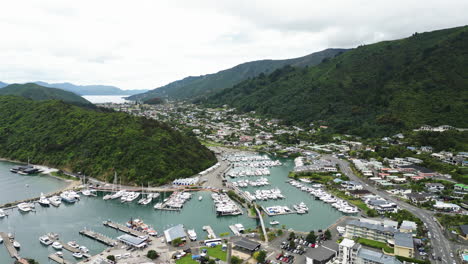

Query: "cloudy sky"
(1, 0), (467, 90)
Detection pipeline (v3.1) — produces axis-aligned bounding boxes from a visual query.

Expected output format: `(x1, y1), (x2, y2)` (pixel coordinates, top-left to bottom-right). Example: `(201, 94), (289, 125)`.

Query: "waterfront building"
(344, 219), (396, 243)
(333, 238), (402, 264)
(164, 224), (186, 243)
(394, 232), (414, 258)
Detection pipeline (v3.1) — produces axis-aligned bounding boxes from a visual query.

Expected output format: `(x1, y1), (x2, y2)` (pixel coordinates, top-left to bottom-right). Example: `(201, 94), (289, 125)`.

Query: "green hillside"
(0, 83), (91, 105)
(205, 26), (468, 137)
(128, 48), (346, 101)
(0, 96), (216, 185)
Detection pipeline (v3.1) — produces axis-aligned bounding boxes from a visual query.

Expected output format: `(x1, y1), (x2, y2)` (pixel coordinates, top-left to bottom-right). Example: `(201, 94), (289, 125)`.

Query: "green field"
(201, 245), (227, 261)
(357, 238), (394, 253)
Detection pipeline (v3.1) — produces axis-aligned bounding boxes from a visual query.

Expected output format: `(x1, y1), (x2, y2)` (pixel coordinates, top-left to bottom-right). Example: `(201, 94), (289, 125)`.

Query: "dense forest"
(0, 96), (216, 185)
(0, 83), (91, 105)
(128, 48), (346, 101)
(204, 26), (468, 137)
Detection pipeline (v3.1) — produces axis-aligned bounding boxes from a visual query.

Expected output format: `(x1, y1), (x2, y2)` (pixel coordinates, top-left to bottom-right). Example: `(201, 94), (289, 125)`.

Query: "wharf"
(46, 233), (81, 253)
(0, 232), (19, 259)
(48, 254), (74, 264)
(103, 220), (147, 237)
(228, 225), (241, 236)
(79, 229), (118, 247)
(261, 206), (297, 216)
(202, 226), (217, 239)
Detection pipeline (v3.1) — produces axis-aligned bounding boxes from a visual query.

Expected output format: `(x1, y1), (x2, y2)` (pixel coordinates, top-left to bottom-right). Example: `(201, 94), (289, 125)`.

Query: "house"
(459, 225), (468, 239)
(433, 201), (461, 212)
(348, 189), (372, 198)
(117, 234), (148, 248)
(425, 183), (445, 193)
(305, 242), (338, 264)
(400, 221), (417, 234)
(394, 232), (414, 258)
(334, 239), (402, 264)
(454, 184), (468, 195)
(407, 193), (433, 204)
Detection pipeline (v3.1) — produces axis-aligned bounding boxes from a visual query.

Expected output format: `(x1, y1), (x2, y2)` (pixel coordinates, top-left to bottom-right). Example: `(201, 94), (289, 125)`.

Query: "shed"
(117, 234), (147, 248)
(164, 224), (187, 243)
(233, 237), (261, 252)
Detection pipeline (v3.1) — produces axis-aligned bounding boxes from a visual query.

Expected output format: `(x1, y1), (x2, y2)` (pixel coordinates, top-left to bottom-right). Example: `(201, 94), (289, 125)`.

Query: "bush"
(231, 256), (242, 264)
(107, 255), (116, 261)
(147, 250), (159, 260)
(172, 237), (183, 247)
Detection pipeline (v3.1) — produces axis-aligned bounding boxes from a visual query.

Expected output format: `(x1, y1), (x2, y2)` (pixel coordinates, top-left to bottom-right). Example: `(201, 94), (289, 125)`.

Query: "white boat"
(82, 189), (97, 196)
(103, 194), (112, 200)
(198, 196), (203, 201)
(67, 241), (79, 248)
(60, 191), (77, 203)
(269, 220), (280, 225)
(49, 196), (62, 207)
(17, 202), (33, 212)
(52, 241), (63, 250)
(8, 233), (14, 239)
(187, 229), (197, 241)
(79, 245), (89, 253)
(55, 252), (64, 258)
(39, 235), (53, 246)
(0, 237), (3, 243)
(13, 241), (20, 249)
(73, 252), (83, 258)
(0, 209), (6, 218)
(38, 193), (50, 207)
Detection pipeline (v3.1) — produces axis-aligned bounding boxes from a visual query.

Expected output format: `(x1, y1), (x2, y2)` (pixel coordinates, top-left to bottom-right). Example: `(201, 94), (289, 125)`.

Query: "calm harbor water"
(82, 95), (130, 104)
(0, 158), (343, 264)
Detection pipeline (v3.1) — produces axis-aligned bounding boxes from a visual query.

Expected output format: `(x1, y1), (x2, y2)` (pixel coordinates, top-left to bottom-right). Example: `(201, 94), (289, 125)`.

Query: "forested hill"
(0, 83), (91, 105)
(0, 96), (216, 185)
(128, 48), (347, 101)
(204, 26), (468, 137)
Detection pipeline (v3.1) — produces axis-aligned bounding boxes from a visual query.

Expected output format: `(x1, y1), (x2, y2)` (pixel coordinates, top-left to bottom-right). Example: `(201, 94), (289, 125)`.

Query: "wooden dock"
(229, 225), (241, 236)
(202, 226), (217, 239)
(0, 232), (19, 259)
(48, 254), (73, 264)
(79, 229), (118, 246)
(103, 220), (147, 237)
(45, 233), (81, 253)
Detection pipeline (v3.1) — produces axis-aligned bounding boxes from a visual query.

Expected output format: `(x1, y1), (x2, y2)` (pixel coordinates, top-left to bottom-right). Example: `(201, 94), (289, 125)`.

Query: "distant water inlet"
(82, 95), (130, 104)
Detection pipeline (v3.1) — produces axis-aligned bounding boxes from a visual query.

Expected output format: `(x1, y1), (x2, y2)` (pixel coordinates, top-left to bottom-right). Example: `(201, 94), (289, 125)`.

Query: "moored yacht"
(270, 220), (280, 225)
(0, 209), (7, 218)
(49, 196), (62, 207)
(187, 229), (197, 241)
(13, 241), (20, 249)
(39, 235), (53, 246)
(72, 252), (83, 258)
(52, 241), (63, 250)
(67, 241), (79, 248)
(17, 202), (33, 212)
(38, 193), (50, 207)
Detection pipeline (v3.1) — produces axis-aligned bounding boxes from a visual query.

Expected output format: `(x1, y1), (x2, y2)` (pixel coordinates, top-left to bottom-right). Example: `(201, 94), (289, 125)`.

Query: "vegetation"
(202, 245), (227, 261)
(289, 171), (334, 184)
(306, 231), (317, 244)
(107, 255), (116, 261)
(435, 213), (468, 230)
(205, 26), (468, 137)
(396, 256), (430, 264)
(176, 255), (199, 264)
(254, 250), (267, 263)
(0, 96), (216, 185)
(129, 49), (346, 101)
(384, 210), (424, 236)
(0, 83), (91, 105)
(147, 250), (159, 260)
(144, 97), (165, 105)
(172, 237), (184, 247)
(356, 238), (394, 254)
(324, 229), (332, 240)
(405, 130), (468, 152)
(231, 256), (243, 264)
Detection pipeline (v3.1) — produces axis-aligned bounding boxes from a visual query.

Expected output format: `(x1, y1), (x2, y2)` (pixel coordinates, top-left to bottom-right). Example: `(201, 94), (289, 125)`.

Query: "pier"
(0, 232), (19, 259)
(202, 226), (217, 239)
(103, 220), (147, 237)
(255, 204), (268, 243)
(48, 254), (73, 264)
(228, 225), (241, 236)
(79, 229), (118, 246)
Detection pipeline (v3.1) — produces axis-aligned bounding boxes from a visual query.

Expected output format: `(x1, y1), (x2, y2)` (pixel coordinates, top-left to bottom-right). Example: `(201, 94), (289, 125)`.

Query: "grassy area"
(176, 255), (199, 264)
(201, 245), (227, 261)
(357, 238), (394, 254)
(328, 188), (370, 212)
(288, 171), (334, 185)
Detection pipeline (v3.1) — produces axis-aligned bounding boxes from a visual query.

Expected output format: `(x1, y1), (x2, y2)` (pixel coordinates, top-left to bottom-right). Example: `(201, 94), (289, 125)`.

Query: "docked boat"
(55, 252), (64, 258)
(72, 252), (83, 259)
(0, 209), (6, 218)
(52, 241), (63, 250)
(60, 191), (77, 203)
(67, 241), (79, 248)
(187, 229), (197, 241)
(0, 237), (3, 243)
(17, 202), (33, 212)
(82, 189), (97, 196)
(38, 193), (50, 207)
(198, 196), (203, 201)
(8, 233), (14, 239)
(49, 196), (62, 207)
(79, 245), (89, 253)
(269, 220), (280, 225)
(39, 235), (53, 246)
(103, 194), (112, 200)
(13, 241), (20, 249)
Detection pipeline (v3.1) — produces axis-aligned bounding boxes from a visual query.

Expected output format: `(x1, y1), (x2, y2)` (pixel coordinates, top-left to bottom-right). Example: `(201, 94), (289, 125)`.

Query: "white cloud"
(0, 0), (467, 90)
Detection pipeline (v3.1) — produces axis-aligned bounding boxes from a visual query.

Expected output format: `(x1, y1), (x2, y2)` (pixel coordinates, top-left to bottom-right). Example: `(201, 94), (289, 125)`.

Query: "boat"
(82, 189), (97, 196)
(0, 237), (3, 243)
(198, 196), (203, 201)
(60, 191), (77, 203)
(55, 252), (64, 258)
(72, 252), (83, 258)
(67, 241), (79, 248)
(187, 229), (197, 241)
(79, 245), (89, 253)
(269, 220), (280, 225)
(49, 196), (62, 207)
(8, 233), (14, 239)
(52, 241), (63, 250)
(17, 202), (33, 212)
(39, 235), (53, 246)
(13, 241), (20, 249)
(38, 193), (50, 207)
(0, 209), (6, 218)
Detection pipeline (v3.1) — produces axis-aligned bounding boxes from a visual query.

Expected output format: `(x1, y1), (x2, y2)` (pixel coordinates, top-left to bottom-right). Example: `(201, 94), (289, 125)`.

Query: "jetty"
(48, 254), (73, 264)
(79, 229), (118, 246)
(228, 225), (241, 236)
(103, 220), (147, 237)
(0, 232), (19, 259)
(255, 204), (268, 243)
(202, 226), (217, 239)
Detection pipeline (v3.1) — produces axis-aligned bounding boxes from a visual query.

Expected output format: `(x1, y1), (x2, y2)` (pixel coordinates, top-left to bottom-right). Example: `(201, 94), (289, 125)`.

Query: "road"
(326, 155), (459, 264)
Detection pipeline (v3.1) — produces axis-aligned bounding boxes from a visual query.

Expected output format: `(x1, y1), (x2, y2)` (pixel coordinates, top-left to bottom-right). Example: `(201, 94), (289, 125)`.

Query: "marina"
(212, 193), (243, 216)
(48, 253), (74, 264)
(0, 232), (19, 259)
(202, 226), (217, 239)
(103, 219), (156, 237)
(79, 229), (118, 246)
(154, 191), (192, 211)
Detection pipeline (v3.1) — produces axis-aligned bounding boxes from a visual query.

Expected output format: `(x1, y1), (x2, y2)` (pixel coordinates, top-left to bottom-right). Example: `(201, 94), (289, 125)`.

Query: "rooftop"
(357, 248), (402, 264)
(394, 232), (414, 249)
(232, 237), (261, 251)
(347, 219), (397, 234)
(164, 224), (186, 242)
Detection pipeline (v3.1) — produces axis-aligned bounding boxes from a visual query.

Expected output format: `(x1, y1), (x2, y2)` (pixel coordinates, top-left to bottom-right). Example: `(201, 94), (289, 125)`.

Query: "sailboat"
(103, 172), (118, 200)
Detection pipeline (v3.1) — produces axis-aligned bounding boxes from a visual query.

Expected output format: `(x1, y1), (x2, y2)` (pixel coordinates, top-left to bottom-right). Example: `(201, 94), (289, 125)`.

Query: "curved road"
(326, 156), (459, 264)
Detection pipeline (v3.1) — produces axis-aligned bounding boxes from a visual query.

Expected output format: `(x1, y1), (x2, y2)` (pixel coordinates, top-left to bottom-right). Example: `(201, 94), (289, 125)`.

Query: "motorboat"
(72, 252), (83, 259)
(79, 245), (89, 253)
(187, 229), (197, 241)
(103, 194), (112, 200)
(52, 241), (63, 250)
(67, 241), (79, 248)
(270, 220), (280, 225)
(49, 196), (62, 207)
(17, 202), (33, 212)
(82, 189), (97, 196)
(198, 196), (203, 201)
(55, 252), (64, 258)
(13, 241), (20, 249)
(38, 193), (50, 207)
(0, 209), (6, 218)
(8, 233), (14, 239)
(39, 235), (53, 246)
(60, 191), (77, 203)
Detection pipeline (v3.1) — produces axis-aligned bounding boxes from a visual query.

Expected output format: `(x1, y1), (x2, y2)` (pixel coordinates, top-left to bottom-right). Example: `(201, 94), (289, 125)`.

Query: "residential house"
(454, 184), (468, 195)
(344, 219), (397, 243)
(433, 201), (461, 212)
(394, 232), (414, 258)
(407, 193), (433, 204)
(399, 221), (417, 234)
(459, 225), (468, 240)
(425, 183), (445, 193)
(334, 239), (402, 264)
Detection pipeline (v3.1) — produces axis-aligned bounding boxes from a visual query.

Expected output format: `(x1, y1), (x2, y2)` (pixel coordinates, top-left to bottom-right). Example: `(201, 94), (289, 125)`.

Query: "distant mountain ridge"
(0, 81), (147, 95)
(128, 48), (347, 101)
(204, 26), (468, 137)
(0, 83), (91, 105)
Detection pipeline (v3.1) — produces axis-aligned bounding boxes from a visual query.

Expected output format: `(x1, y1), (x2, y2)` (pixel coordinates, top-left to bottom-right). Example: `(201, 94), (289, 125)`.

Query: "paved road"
(326, 155), (459, 264)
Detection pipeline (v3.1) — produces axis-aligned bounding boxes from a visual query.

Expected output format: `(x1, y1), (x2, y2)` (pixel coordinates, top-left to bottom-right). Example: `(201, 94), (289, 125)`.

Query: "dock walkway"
(255, 204), (268, 243)
(0, 232), (19, 259)
(202, 226), (217, 239)
(103, 220), (147, 237)
(46, 233), (81, 253)
(48, 254), (74, 264)
(79, 229), (118, 246)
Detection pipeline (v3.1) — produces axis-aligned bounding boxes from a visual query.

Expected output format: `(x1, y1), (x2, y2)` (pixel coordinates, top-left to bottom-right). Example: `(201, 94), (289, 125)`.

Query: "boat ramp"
(0, 232), (19, 259)
(202, 226), (217, 239)
(79, 229), (118, 246)
(103, 220), (147, 237)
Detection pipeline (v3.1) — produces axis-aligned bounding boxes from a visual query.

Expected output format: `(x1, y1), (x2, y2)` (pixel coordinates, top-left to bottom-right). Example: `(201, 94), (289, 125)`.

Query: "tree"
(172, 237), (183, 247)
(306, 231), (317, 244)
(147, 250), (159, 260)
(231, 256), (243, 264)
(107, 255), (116, 262)
(208, 259), (216, 264)
(289, 240), (296, 249)
(255, 250), (267, 263)
(289, 232), (296, 240)
(324, 230), (332, 240)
